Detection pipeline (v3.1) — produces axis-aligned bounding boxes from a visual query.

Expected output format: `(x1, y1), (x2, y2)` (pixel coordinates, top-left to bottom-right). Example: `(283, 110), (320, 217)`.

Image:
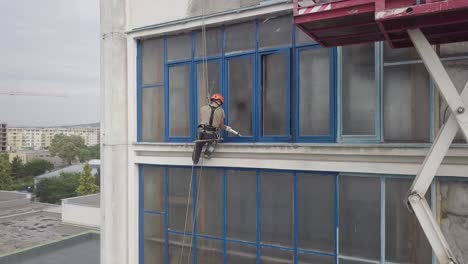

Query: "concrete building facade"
(7, 127), (100, 151)
(8, 150), (65, 167)
(100, 0), (468, 264)
(0, 123), (6, 152)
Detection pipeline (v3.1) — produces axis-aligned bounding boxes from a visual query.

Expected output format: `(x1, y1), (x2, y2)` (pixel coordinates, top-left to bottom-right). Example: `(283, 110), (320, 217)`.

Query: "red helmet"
(210, 93), (224, 104)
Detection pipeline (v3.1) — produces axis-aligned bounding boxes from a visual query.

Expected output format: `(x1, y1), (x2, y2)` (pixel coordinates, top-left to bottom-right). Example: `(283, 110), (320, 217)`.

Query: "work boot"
(203, 152), (212, 159)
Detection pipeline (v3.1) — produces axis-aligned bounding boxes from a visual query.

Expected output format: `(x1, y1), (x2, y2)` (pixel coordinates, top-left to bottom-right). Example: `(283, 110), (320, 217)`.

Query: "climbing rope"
(178, 0), (210, 263)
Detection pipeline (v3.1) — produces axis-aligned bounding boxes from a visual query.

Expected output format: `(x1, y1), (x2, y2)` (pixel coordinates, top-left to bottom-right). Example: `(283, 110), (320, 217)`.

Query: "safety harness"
(199, 105), (219, 132)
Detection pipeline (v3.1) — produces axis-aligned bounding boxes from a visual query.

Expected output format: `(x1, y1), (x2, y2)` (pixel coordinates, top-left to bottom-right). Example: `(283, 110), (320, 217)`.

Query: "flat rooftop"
(0, 232), (99, 264)
(0, 204), (93, 256)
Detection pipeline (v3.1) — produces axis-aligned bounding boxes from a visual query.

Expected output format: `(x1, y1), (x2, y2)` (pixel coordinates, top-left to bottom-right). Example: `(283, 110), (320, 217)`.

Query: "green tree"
(0, 154), (13, 191)
(88, 145), (100, 160)
(10, 156), (25, 179)
(35, 172), (80, 204)
(23, 159), (54, 177)
(49, 134), (88, 165)
(76, 163), (99, 196)
(78, 148), (91, 163)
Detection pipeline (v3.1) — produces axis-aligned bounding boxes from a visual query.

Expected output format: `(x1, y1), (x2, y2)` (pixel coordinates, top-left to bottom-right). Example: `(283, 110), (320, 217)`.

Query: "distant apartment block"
(8, 150), (66, 167)
(7, 127), (100, 151)
(0, 123), (6, 152)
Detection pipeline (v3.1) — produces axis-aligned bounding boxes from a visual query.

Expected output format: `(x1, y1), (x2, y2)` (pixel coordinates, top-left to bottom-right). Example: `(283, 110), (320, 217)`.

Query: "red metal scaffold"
(294, 1), (468, 263)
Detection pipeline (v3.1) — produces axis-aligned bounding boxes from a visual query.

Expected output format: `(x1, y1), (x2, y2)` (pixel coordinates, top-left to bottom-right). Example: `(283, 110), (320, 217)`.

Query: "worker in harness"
(192, 93), (241, 164)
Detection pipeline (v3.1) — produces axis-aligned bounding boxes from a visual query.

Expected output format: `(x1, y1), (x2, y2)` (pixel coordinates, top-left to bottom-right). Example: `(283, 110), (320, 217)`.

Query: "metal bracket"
(405, 29), (468, 264)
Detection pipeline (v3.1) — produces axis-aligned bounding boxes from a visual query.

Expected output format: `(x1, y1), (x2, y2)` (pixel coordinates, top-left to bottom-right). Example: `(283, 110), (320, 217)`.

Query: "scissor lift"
(294, 1), (468, 263)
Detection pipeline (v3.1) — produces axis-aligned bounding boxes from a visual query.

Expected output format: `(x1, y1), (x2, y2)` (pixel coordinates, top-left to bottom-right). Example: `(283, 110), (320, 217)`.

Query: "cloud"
(0, 0), (100, 126)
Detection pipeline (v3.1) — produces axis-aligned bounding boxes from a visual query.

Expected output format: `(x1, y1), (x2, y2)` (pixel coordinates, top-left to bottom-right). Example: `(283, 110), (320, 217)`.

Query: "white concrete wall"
(62, 194), (100, 228)
(62, 203), (100, 228)
(129, 0), (189, 29)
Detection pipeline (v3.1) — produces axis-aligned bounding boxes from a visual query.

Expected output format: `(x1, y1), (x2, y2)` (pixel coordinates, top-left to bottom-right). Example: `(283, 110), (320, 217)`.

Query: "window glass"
(299, 48), (330, 136)
(226, 243), (257, 264)
(339, 176), (380, 260)
(439, 41), (468, 58)
(169, 65), (190, 137)
(260, 248), (293, 264)
(168, 234), (193, 264)
(384, 43), (420, 62)
(144, 213), (164, 240)
(342, 43), (375, 135)
(383, 64), (430, 142)
(167, 34), (191, 62)
(143, 166), (164, 212)
(168, 168), (193, 232)
(339, 259), (372, 264)
(141, 88), (165, 142)
(196, 238), (223, 264)
(226, 169), (256, 242)
(260, 171), (293, 247)
(195, 28), (222, 58)
(296, 28), (315, 46)
(144, 214), (165, 264)
(141, 38), (164, 85)
(262, 52), (289, 136)
(298, 253), (335, 264)
(196, 168), (223, 237)
(227, 56), (253, 136)
(197, 61), (220, 110)
(297, 173), (335, 253)
(440, 60), (468, 143)
(259, 16), (292, 49)
(386, 178), (432, 264)
(225, 22), (256, 54)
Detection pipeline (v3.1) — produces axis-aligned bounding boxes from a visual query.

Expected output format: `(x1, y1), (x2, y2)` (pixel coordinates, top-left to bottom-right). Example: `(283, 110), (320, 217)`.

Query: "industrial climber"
(192, 93), (241, 164)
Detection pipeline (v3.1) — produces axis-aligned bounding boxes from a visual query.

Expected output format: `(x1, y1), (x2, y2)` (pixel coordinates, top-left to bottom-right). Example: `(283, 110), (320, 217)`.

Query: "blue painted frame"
(223, 53), (257, 142)
(166, 62), (194, 142)
(139, 164), (443, 264)
(257, 49), (292, 142)
(140, 165), (342, 264)
(137, 16), (340, 144)
(193, 58), (223, 138)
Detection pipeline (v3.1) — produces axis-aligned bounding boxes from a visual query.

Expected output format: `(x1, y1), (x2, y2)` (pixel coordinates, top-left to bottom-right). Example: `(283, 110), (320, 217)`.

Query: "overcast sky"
(0, 0), (100, 127)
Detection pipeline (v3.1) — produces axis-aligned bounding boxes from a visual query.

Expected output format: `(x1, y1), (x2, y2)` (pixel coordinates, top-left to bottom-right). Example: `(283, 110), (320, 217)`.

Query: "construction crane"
(294, 0), (468, 263)
(0, 91), (67, 98)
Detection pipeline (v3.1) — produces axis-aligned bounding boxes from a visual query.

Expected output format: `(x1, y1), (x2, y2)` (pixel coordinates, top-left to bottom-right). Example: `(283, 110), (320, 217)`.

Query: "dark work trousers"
(192, 131), (218, 164)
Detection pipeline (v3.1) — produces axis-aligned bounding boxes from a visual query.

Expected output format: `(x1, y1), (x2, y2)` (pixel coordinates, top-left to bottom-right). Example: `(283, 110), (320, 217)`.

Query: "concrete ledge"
(133, 143), (468, 177)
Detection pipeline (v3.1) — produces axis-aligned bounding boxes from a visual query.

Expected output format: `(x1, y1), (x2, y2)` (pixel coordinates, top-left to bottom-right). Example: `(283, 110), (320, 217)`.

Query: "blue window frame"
(166, 62), (194, 141)
(139, 165), (437, 264)
(258, 49), (291, 142)
(194, 59), (223, 137)
(224, 53), (256, 142)
(137, 16), (339, 143)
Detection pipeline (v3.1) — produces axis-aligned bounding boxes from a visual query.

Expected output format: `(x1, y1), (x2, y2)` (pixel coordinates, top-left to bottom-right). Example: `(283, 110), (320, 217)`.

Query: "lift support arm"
(406, 29), (468, 264)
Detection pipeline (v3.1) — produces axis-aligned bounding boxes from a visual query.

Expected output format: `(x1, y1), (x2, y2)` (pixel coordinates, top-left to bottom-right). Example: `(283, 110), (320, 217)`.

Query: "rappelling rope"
(178, 0), (210, 263)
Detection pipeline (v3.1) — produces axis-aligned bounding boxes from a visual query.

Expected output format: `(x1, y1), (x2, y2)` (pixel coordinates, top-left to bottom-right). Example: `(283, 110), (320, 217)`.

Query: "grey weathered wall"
(440, 182), (468, 263)
(187, 0), (262, 16)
